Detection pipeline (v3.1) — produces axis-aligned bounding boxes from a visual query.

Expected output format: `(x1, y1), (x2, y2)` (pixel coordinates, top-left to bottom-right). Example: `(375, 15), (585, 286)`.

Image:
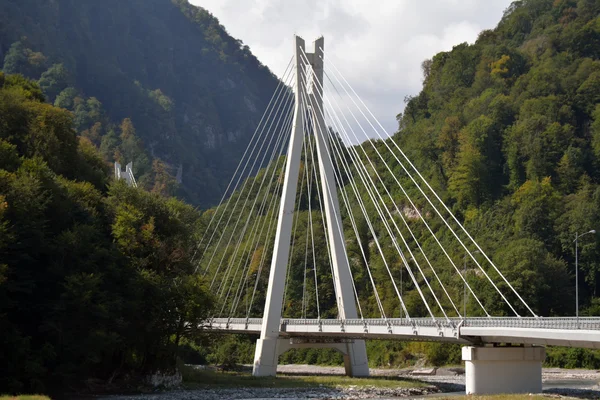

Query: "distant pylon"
(114, 161), (138, 187)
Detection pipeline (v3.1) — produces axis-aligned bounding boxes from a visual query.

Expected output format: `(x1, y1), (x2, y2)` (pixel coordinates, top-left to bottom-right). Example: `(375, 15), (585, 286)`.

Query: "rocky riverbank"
(277, 364), (600, 392)
(97, 365), (600, 400)
(100, 386), (440, 400)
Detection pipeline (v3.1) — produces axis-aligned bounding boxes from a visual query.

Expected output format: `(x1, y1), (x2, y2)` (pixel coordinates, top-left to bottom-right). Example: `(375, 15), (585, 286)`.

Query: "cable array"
(197, 42), (537, 322)
(314, 47), (535, 318)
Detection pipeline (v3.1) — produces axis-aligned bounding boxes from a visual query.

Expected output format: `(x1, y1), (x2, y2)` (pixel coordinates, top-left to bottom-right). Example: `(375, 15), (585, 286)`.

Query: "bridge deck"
(208, 317), (600, 348)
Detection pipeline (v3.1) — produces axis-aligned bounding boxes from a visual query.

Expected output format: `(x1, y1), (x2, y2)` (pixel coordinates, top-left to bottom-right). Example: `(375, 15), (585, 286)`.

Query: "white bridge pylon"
(253, 36), (369, 377)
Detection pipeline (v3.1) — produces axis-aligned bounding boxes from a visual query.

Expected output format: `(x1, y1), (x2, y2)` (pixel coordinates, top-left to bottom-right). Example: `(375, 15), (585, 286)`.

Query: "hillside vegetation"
(197, 0), (600, 367)
(0, 0), (280, 207)
(0, 73), (212, 393)
(396, 0), (600, 313)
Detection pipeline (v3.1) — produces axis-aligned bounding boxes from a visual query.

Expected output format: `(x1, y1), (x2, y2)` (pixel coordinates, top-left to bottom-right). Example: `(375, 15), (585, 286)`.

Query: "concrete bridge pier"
(462, 345), (546, 395)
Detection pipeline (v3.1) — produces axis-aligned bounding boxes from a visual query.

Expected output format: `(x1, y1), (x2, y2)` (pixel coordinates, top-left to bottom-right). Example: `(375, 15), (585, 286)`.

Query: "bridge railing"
(211, 318), (263, 326)
(284, 318), (458, 327)
(461, 317), (600, 330)
(282, 318), (456, 328)
(208, 317), (600, 331)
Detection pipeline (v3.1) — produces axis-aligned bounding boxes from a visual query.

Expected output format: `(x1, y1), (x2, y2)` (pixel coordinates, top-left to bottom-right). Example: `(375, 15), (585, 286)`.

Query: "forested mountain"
(198, 0), (600, 367)
(0, 0), (280, 207)
(395, 0), (600, 312)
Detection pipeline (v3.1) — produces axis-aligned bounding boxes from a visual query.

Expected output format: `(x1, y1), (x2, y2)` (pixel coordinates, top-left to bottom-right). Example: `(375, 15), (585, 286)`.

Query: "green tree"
(2, 40), (47, 78)
(493, 238), (571, 316)
(512, 177), (561, 245)
(54, 87), (78, 110)
(591, 104), (600, 158)
(448, 116), (501, 207)
(38, 63), (71, 102)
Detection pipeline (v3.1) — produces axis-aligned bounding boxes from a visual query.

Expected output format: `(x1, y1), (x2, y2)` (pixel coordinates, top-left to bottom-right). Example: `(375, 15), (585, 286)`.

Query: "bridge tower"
(252, 36), (370, 377)
(114, 161), (137, 187)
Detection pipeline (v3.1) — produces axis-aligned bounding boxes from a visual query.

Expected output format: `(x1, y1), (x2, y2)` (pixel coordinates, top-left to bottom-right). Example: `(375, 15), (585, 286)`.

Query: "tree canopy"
(0, 72), (213, 393)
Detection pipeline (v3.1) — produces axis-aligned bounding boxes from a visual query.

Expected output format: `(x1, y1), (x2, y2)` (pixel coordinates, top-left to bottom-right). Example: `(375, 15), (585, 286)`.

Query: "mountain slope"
(0, 0), (280, 207)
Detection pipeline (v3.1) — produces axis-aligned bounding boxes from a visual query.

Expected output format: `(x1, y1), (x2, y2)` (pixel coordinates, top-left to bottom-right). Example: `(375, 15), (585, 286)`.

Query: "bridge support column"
(462, 346), (545, 395)
(253, 338), (279, 377)
(339, 342), (368, 377)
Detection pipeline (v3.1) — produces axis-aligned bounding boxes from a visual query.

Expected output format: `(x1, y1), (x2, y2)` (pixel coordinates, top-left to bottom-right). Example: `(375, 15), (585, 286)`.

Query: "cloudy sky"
(190, 0), (514, 137)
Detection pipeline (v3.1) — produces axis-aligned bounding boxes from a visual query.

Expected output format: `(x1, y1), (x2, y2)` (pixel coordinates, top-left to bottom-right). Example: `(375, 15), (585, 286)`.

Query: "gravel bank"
(100, 386), (441, 400)
(98, 365), (600, 400)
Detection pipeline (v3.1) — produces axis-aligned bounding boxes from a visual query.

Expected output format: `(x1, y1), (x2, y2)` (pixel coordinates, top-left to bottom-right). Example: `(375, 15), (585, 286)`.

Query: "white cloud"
(190, 0), (513, 137)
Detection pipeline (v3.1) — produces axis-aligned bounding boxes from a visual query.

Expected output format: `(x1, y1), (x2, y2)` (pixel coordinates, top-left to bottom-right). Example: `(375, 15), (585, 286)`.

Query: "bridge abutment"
(462, 345), (545, 395)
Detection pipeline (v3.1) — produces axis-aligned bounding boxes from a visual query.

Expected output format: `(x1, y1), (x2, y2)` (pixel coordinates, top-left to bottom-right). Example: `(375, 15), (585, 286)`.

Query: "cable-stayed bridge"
(193, 36), (600, 395)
